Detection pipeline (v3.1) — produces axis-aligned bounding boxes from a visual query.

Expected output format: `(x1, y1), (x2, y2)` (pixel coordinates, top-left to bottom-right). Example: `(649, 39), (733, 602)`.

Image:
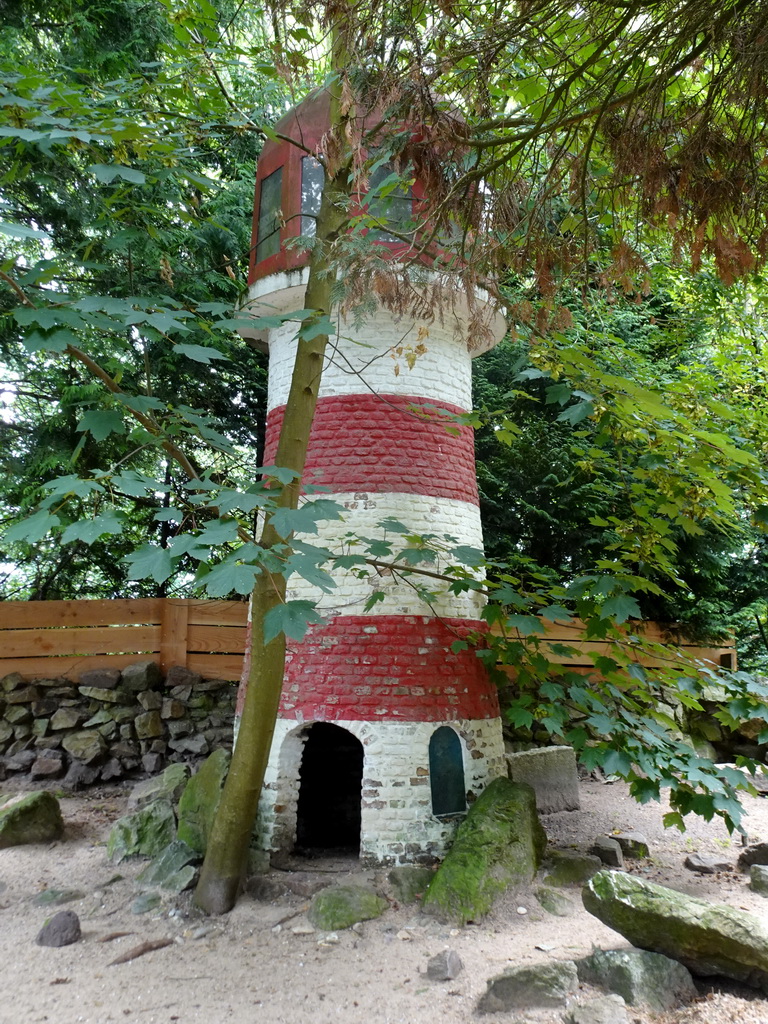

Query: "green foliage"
(474, 270), (768, 664)
(486, 614), (768, 833)
(0, 0), (274, 599)
(4, 0), (768, 848)
(263, 600), (325, 643)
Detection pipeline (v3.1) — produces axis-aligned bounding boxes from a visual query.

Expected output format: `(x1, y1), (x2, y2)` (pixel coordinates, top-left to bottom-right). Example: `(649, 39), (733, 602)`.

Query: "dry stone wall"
(0, 661), (236, 788)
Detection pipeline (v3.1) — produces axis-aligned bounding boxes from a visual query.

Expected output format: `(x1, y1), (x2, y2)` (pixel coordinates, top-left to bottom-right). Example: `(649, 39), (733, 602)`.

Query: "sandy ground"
(3, 780), (768, 1024)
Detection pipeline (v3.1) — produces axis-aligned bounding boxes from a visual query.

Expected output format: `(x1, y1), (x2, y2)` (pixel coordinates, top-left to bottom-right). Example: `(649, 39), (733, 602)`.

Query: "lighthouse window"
(255, 167), (283, 263)
(301, 156), (325, 237)
(429, 726), (465, 816)
(368, 162), (413, 242)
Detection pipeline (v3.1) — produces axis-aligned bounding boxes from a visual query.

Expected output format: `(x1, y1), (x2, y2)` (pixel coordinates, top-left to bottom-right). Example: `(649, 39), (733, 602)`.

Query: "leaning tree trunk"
(194, 70), (352, 916)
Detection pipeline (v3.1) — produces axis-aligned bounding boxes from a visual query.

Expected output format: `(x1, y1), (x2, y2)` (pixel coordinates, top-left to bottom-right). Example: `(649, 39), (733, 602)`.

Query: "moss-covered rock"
(127, 763), (190, 811)
(535, 885), (574, 916)
(577, 948), (696, 1011)
(388, 865), (434, 904)
(544, 849), (603, 886)
(33, 888), (85, 906)
(136, 838), (199, 893)
(107, 798), (176, 863)
(307, 884), (388, 930)
(131, 891), (162, 914)
(614, 832), (649, 859)
(564, 994), (629, 1024)
(421, 777), (546, 925)
(176, 748), (230, 855)
(583, 869), (768, 989)
(0, 791), (63, 848)
(477, 960), (578, 1014)
(61, 729), (107, 764)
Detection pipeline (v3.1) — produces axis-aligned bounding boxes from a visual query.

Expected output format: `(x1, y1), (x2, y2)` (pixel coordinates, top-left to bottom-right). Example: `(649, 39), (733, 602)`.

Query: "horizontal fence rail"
(498, 618), (736, 675)
(0, 598), (736, 682)
(0, 598), (248, 682)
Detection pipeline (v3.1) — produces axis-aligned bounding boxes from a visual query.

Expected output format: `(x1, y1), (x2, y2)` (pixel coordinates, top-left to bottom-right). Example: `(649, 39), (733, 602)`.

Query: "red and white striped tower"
(242, 95), (507, 864)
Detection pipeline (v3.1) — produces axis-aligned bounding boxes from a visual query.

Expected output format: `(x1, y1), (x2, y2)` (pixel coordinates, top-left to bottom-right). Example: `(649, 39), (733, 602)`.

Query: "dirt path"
(3, 780), (768, 1024)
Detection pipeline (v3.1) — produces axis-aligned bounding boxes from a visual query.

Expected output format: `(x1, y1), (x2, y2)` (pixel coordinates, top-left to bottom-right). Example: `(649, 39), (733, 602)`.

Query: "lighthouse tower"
(243, 93), (507, 865)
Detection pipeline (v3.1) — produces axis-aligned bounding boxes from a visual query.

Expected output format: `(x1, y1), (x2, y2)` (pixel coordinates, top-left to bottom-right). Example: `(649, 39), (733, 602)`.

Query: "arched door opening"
(295, 723), (363, 855)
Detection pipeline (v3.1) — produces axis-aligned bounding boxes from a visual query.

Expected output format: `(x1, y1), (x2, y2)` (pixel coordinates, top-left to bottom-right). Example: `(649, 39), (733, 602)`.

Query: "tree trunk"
(194, 65), (352, 915)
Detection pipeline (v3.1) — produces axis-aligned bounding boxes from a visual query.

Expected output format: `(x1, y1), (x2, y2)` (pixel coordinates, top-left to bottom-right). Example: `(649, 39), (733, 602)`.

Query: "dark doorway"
(295, 723), (363, 853)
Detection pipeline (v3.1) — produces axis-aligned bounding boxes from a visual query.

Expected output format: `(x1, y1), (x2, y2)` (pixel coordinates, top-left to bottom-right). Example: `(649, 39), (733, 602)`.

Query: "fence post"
(160, 599), (189, 674)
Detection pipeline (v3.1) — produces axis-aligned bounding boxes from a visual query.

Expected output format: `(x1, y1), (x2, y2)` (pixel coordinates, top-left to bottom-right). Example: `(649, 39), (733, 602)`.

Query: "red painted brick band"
(276, 614), (498, 722)
(264, 394), (478, 504)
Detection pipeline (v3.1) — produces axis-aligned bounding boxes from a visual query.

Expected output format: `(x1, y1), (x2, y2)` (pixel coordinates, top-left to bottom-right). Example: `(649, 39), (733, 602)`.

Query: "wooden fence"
(500, 618), (736, 675)
(0, 599), (249, 682)
(0, 598), (736, 682)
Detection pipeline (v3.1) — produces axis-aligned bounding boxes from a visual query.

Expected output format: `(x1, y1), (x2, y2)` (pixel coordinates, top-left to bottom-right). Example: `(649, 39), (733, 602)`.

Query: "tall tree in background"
(0, 0), (270, 599)
(473, 269), (768, 650)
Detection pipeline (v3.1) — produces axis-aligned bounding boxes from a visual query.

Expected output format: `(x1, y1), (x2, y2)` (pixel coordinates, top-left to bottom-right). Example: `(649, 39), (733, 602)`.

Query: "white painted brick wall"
(256, 715), (506, 864)
(243, 270), (507, 399)
(285, 490), (486, 619)
(266, 309), (475, 412)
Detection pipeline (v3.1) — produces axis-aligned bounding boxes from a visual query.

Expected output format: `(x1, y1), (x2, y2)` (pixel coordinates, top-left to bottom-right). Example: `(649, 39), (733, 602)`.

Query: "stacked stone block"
(0, 664), (236, 787)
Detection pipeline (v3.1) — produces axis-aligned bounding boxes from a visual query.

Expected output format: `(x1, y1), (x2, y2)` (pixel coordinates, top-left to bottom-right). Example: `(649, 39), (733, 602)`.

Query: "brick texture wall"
(264, 394), (478, 503)
(259, 715), (507, 864)
(266, 310), (475, 412)
(243, 267), (506, 864)
(278, 615), (499, 722)
(283, 490), (486, 619)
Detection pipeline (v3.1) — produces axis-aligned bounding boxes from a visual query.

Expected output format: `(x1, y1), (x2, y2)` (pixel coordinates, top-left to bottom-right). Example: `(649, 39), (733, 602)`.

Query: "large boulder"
(421, 778), (546, 925)
(107, 798), (176, 862)
(577, 948), (696, 1012)
(307, 884), (388, 930)
(583, 869), (768, 989)
(477, 960), (578, 1014)
(0, 791), (63, 847)
(176, 748), (230, 855)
